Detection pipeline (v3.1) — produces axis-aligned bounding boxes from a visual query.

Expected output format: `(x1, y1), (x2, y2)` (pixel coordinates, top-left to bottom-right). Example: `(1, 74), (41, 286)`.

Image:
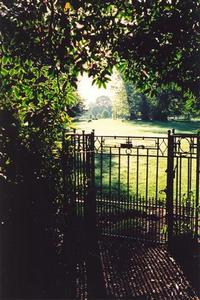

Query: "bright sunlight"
(77, 72), (114, 106)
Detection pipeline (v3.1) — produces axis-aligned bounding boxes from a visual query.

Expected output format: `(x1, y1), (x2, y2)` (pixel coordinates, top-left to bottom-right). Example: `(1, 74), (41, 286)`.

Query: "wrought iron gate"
(62, 130), (95, 229)
(62, 130), (199, 244)
(166, 131), (200, 246)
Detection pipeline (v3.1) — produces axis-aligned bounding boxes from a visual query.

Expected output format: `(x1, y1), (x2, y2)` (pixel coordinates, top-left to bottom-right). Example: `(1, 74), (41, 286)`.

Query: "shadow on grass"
(127, 120), (200, 134)
(95, 152), (130, 196)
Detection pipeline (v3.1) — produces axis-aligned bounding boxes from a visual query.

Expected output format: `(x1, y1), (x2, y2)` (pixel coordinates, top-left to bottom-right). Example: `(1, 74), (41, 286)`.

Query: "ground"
(71, 236), (199, 299)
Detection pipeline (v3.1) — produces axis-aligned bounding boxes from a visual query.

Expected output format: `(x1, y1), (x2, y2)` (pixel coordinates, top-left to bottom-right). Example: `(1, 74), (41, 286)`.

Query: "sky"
(77, 73), (113, 105)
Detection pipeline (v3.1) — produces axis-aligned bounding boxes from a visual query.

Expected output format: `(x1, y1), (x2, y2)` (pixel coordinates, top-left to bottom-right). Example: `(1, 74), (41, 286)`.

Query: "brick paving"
(75, 238), (199, 299)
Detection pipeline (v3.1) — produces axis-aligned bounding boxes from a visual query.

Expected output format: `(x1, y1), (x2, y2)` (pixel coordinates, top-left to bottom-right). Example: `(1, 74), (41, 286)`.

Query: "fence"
(62, 130), (200, 245)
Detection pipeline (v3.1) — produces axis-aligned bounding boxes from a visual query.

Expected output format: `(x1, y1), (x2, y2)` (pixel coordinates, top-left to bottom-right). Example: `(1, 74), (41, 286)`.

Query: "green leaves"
(0, 54), (81, 134)
(1, 0), (199, 112)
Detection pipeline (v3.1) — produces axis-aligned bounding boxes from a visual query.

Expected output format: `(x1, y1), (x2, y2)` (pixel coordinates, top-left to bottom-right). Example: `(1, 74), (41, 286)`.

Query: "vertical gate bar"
(175, 156), (178, 235)
(150, 195), (153, 242)
(190, 154), (192, 195)
(100, 137), (103, 201)
(85, 131), (96, 232)
(109, 147), (112, 200)
(188, 152), (192, 233)
(187, 156), (191, 201)
(82, 131), (86, 216)
(108, 194), (110, 236)
(104, 191), (106, 235)
(136, 148), (139, 200)
(79, 136), (83, 216)
(112, 194), (113, 237)
(129, 194), (131, 238)
(118, 147), (121, 201)
(146, 148), (149, 203)
(135, 194), (138, 239)
(167, 130), (174, 248)
(132, 194), (135, 237)
(157, 197), (159, 243)
(73, 132), (77, 217)
(90, 130), (96, 229)
(77, 135), (80, 215)
(139, 195), (142, 240)
(85, 133), (89, 221)
(155, 138), (159, 202)
(141, 196), (144, 240)
(79, 135), (83, 204)
(70, 134), (74, 211)
(62, 130), (67, 210)
(159, 198), (161, 243)
(145, 191), (148, 240)
(145, 147), (149, 241)
(179, 154), (182, 234)
(127, 152), (130, 201)
(195, 133), (200, 238)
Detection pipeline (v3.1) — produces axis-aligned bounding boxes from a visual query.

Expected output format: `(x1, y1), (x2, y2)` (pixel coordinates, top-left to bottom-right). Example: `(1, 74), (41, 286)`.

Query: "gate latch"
(120, 142), (133, 149)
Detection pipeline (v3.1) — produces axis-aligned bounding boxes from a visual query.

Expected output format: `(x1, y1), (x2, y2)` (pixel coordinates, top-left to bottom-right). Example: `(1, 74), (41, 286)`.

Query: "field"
(75, 119), (200, 136)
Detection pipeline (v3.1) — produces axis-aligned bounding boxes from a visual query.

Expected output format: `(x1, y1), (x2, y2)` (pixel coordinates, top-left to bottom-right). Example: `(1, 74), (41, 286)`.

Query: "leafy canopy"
(1, 0), (200, 103)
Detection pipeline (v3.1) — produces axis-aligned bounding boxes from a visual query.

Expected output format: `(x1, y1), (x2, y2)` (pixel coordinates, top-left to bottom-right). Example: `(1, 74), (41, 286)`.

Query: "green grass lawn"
(75, 118), (200, 136)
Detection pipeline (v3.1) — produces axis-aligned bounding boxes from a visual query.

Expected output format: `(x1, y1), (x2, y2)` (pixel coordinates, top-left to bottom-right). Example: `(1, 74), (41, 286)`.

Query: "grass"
(75, 118), (200, 136)
(95, 153), (168, 199)
(95, 151), (194, 200)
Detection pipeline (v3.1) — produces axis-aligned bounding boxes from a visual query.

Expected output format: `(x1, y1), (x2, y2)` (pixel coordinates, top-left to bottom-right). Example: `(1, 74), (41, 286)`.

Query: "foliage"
(0, 0), (119, 86)
(101, 109), (110, 119)
(117, 0), (200, 107)
(0, 52), (81, 213)
(0, 53), (79, 191)
(0, 54), (81, 297)
(124, 80), (196, 120)
(85, 96), (112, 119)
(1, 0), (199, 111)
(124, 82), (141, 120)
(111, 70), (130, 119)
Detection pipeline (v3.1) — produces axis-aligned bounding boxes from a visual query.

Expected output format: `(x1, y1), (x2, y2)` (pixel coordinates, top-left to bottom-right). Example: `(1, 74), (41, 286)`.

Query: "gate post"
(167, 130), (174, 249)
(85, 130), (96, 233)
(195, 132), (200, 239)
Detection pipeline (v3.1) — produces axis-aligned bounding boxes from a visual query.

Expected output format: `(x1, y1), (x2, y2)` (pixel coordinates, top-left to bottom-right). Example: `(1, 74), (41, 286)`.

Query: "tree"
(140, 94), (150, 120)
(150, 84), (185, 120)
(101, 109), (110, 119)
(111, 70), (130, 119)
(0, 0), (120, 86)
(86, 96), (112, 119)
(117, 0), (200, 111)
(124, 80), (189, 120)
(1, 0), (199, 111)
(124, 81), (143, 120)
